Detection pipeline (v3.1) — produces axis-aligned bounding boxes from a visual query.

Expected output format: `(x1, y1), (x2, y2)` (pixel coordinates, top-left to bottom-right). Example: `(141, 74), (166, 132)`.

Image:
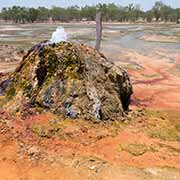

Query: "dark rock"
(0, 79), (12, 95)
(0, 42), (133, 121)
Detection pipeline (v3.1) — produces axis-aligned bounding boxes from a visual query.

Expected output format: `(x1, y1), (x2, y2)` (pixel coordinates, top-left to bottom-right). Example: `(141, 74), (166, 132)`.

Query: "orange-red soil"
(128, 51), (180, 110)
(0, 49), (180, 179)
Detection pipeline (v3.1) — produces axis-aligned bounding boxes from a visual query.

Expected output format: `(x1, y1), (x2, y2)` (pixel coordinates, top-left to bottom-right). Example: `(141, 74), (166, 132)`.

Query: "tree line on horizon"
(0, 1), (180, 24)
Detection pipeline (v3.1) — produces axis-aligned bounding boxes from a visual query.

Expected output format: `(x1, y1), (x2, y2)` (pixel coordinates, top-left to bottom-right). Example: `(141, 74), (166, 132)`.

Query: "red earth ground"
(0, 48), (180, 179)
(129, 51), (180, 110)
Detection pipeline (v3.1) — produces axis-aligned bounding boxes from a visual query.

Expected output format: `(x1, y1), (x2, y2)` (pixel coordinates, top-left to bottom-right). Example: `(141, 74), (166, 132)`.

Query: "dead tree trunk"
(95, 12), (102, 51)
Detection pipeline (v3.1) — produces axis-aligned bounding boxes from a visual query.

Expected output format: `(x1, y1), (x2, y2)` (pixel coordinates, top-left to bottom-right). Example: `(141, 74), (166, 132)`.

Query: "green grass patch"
(158, 143), (180, 154)
(145, 110), (180, 142)
(119, 143), (156, 156)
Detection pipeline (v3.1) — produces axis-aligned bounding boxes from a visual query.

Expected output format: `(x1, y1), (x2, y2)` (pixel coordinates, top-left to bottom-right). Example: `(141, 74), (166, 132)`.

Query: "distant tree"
(175, 8), (180, 23)
(67, 6), (81, 21)
(152, 1), (163, 21)
(37, 7), (50, 22)
(81, 5), (96, 21)
(106, 3), (119, 21)
(145, 10), (153, 22)
(161, 5), (172, 22)
(0, 8), (10, 21)
(50, 7), (68, 22)
(124, 4), (143, 22)
(97, 3), (108, 21)
(28, 8), (39, 23)
(0, 2), (179, 24)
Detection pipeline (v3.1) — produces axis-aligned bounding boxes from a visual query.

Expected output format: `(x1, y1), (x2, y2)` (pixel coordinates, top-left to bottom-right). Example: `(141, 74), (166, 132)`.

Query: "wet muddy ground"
(0, 23), (180, 179)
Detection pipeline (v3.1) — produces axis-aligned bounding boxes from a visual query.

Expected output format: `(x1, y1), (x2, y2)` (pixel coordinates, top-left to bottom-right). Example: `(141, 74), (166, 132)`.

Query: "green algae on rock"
(0, 41), (132, 121)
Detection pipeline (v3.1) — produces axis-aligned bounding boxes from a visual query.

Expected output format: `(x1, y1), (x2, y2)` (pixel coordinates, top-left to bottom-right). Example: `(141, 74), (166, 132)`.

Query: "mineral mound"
(0, 42), (132, 121)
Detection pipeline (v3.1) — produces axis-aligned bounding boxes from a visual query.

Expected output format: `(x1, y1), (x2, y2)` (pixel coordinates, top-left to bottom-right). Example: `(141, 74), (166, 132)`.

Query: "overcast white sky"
(0, 0), (180, 10)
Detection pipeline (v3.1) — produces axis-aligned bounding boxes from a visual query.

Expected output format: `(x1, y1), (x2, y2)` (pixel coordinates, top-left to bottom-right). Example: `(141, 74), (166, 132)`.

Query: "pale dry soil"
(139, 34), (180, 43)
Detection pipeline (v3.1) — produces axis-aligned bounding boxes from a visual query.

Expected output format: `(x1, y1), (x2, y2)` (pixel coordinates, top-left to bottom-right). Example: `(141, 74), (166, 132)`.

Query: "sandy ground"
(139, 34), (180, 43)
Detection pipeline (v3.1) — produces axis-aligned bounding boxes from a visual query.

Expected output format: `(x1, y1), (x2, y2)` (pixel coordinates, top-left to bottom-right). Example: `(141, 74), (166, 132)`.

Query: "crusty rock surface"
(0, 42), (132, 121)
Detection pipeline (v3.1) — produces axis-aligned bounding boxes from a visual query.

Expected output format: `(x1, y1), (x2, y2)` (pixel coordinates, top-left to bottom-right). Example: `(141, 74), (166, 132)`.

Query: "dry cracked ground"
(0, 23), (180, 180)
